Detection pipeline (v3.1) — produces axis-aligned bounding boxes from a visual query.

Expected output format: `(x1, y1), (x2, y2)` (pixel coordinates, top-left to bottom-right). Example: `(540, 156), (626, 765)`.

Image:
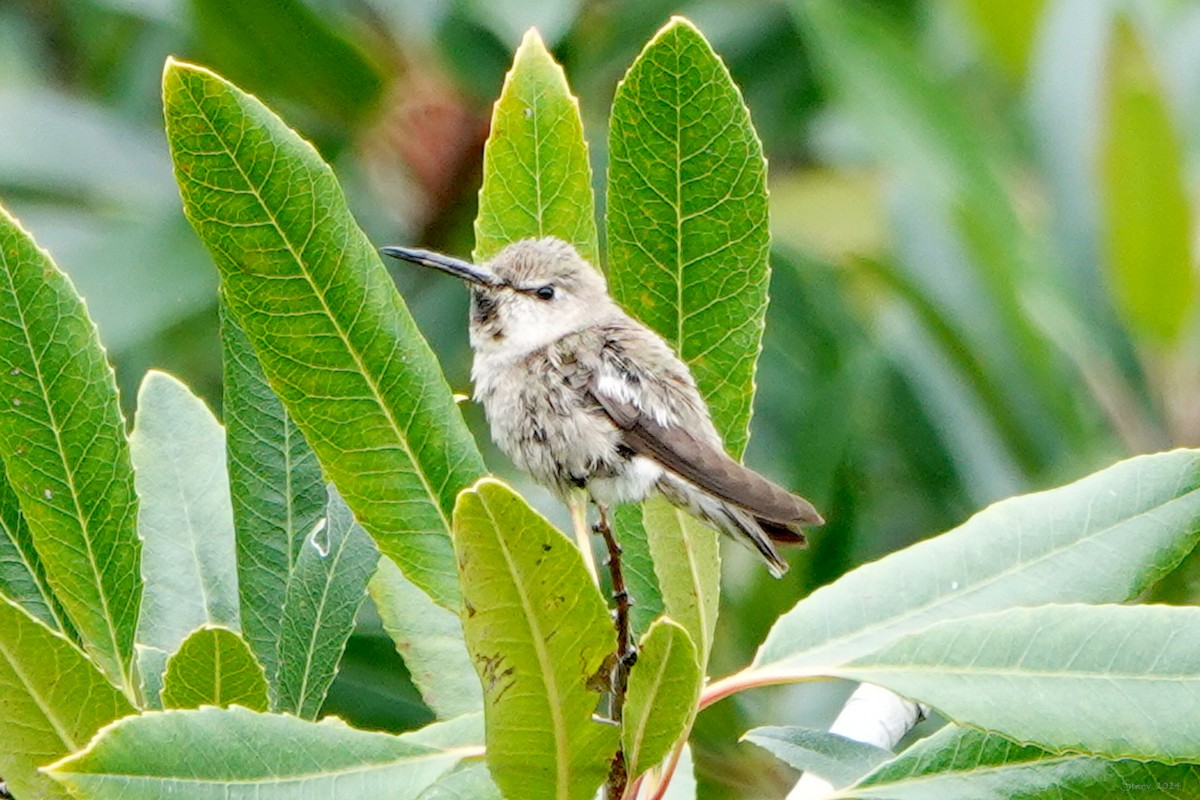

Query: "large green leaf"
(221, 304), (327, 705)
(614, 505), (665, 641)
(45, 706), (475, 799)
(370, 555), (482, 719)
(0, 462), (67, 632)
(644, 498), (720, 668)
(453, 478), (617, 800)
(737, 450), (1200, 685)
(161, 625), (268, 711)
(274, 487), (378, 719)
(841, 725), (1200, 799)
(0, 204), (142, 696)
(743, 726), (892, 789)
(164, 59), (486, 609)
(835, 604), (1200, 762)
(0, 596), (134, 800)
(417, 763), (503, 800)
(606, 16), (770, 458)
(130, 370), (239, 703)
(473, 28), (598, 264)
(1099, 18), (1195, 346)
(622, 618), (700, 783)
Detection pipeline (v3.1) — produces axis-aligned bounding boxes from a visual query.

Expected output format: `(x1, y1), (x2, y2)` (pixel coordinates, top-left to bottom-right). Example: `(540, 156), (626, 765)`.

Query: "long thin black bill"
(381, 246), (502, 286)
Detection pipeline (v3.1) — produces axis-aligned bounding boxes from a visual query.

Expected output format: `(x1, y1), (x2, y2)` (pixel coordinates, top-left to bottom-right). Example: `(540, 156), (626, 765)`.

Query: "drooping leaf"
(742, 450), (1200, 683)
(473, 28), (598, 264)
(0, 204), (142, 696)
(161, 625), (268, 711)
(164, 59), (485, 609)
(644, 497), (720, 668)
(623, 618), (700, 783)
(606, 16), (770, 458)
(45, 705), (475, 799)
(0, 462), (67, 632)
(274, 487), (378, 719)
(130, 370), (239, 704)
(370, 555), (482, 719)
(453, 478), (618, 800)
(835, 604), (1200, 762)
(843, 725), (1200, 799)
(1099, 18), (1195, 346)
(743, 726), (891, 789)
(0, 596), (134, 800)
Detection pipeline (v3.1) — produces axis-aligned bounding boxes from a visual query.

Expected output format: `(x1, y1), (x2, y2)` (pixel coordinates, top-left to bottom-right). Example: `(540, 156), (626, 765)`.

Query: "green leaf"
(189, 0), (384, 130)
(161, 625), (268, 711)
(744, 450), (1200, 683)
(274, 487), (378, 719)
(45, 705), (475, 799)
(0, 462), (68, 632)
(623, 618), (700, 782)
(417, 762), (502, 800)
(644, 497), (720, 668)
(0, 204), (142, 696)
(473, 28), (599, 264)
(164, 59), (486, 609)
(843, 725), (1200, 799)
(961, 0), (1046, 81)
(743, 726), (891, 789)
(662, 743), (697, 800)
(453, 478), (618, 800)
(0, 595), (134, 800)
(835, 604), (1200, 762)
(614, 504), (664, 641)
(130, 370), (239, 703)
(1100, 18), (1195, 346)
(221, 303), (329, 707)
(606, 16), (771, 458)
(370, 555), (482, 719)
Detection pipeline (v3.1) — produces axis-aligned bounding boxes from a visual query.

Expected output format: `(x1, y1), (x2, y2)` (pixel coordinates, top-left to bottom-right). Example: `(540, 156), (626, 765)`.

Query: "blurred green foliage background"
(2, 0), (1198, 796)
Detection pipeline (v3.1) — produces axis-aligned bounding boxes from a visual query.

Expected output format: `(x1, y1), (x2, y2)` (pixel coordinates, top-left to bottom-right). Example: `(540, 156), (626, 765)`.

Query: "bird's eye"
(535, 285), (555, 300)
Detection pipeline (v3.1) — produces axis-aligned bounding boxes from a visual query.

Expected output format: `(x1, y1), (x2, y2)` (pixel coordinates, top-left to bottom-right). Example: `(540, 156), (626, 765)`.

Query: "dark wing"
(588, 369), (823, 530)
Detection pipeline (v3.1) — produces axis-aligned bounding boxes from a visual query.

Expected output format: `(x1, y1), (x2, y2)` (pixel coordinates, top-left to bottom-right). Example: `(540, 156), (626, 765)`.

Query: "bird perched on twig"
(383, 237), (823, 575)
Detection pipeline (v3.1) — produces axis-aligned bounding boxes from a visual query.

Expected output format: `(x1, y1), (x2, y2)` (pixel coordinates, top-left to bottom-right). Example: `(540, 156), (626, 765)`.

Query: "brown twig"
(595, 503), (635, 798)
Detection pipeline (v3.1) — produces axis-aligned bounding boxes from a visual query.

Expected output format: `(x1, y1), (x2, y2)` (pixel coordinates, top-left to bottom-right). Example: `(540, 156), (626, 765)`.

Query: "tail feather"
(657, 475), (790, 576)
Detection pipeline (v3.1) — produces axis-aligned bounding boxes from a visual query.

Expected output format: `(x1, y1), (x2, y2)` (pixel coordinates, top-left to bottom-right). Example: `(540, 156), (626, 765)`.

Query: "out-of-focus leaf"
(662, 742), (697, 800)
(623, 618), (700, 783)
(961, 0), (1047, 81)
(0, 596), (133, 800)
(221, 305), (327, 708)
(0, 204), (142, 696)
(0, 461), (66, 631)
(161, 625), (268, 711)
(453, 478), (617, 800)
(607, 16), (770, 458)
(164, 59), (486, 609)
(370, 556), (482, 719)
(130, 370), (239, 704)
(837, 604), (1200, 762)
(743, 726), (891, 789)
(473, 28), (598, 264)
(274, 488), (378, 719)
(189, 0), (384, 130)
(843, 724), (1200, 799)
(46, 706), (474, 799)
(1099, 18), (1195, 346)
(740, 450), (1200, 683)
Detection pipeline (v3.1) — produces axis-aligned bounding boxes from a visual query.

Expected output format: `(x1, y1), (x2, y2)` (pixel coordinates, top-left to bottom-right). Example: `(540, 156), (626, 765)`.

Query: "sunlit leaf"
(161, 625), (268, 711)
(623, 618), (700, 783)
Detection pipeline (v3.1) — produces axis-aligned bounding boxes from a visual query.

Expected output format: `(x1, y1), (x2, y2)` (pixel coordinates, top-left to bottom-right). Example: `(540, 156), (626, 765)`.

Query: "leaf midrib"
(0, 618), (82, 752)
(0, 251), (130, 693)
(626, 628), (675, 772)
(179, 73), (453, 537)
(754, 482), (1200, 673)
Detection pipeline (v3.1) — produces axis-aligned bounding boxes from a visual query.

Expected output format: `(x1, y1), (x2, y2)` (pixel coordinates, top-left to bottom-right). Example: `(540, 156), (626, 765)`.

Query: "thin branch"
(596, 502), (634, 798)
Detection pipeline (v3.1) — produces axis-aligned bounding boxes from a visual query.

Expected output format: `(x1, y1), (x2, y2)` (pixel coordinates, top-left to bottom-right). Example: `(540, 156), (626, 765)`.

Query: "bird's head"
(383, 237), (613, 357)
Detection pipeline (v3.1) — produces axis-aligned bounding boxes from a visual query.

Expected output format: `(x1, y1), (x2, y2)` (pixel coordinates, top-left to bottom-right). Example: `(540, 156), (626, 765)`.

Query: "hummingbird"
(383, 237), (823, 575)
